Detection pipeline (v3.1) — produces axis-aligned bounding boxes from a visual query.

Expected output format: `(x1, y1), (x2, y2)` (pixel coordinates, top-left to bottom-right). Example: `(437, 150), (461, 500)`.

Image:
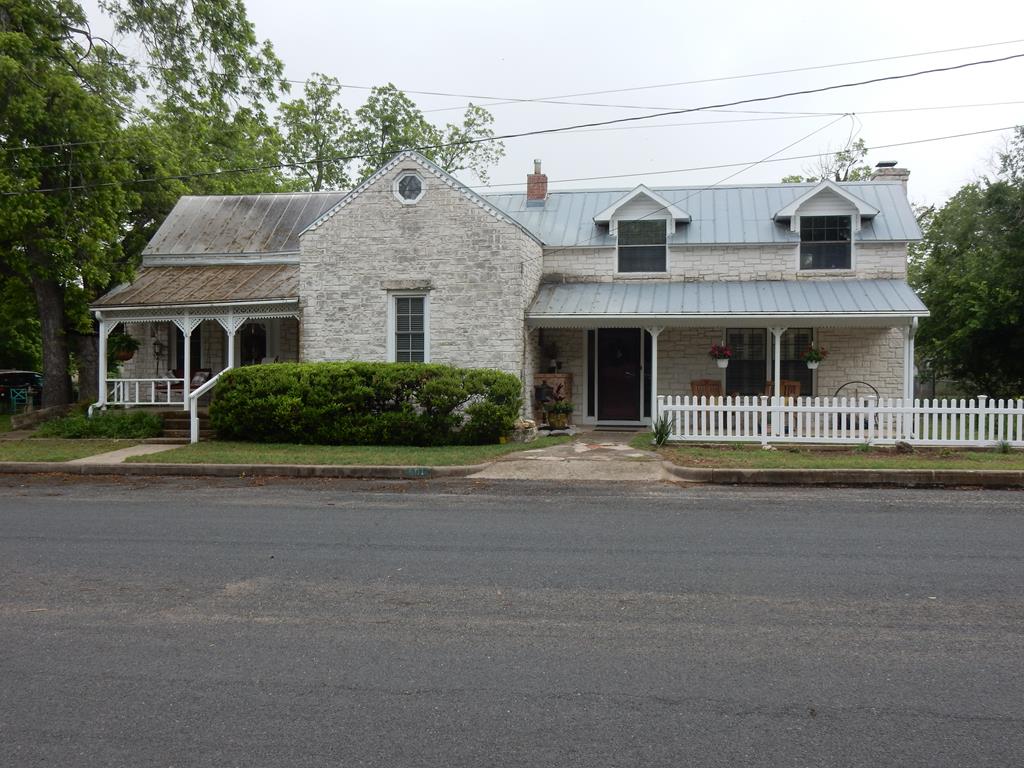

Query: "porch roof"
(527, 279), (928, 328)
(92, 264), (298, 310)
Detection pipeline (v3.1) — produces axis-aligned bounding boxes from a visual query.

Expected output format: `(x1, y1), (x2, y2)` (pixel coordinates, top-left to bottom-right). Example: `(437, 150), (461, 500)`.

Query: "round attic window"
(395, 172), (425, 204)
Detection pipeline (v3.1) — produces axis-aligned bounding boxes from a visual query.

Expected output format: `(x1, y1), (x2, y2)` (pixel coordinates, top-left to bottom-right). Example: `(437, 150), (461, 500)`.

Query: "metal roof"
(527, 279), (928, 327)
(92, 264), (298, 309)
(143, 192), (346, 259)
(485, 182), (921, 247)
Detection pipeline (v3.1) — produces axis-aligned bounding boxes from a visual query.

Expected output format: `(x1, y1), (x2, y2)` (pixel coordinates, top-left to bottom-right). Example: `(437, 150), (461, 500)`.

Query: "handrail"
(188, 369), (227, 443)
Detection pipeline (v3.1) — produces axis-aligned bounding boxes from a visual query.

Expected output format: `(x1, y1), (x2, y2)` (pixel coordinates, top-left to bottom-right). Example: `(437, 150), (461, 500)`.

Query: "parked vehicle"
(0, 370), (44, 411)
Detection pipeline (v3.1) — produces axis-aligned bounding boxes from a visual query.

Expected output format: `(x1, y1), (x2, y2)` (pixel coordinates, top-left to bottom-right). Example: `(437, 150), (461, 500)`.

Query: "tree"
(276, 74), (353, 191)
(909, 127), (1024, 397)
(783, 138), (873, 183)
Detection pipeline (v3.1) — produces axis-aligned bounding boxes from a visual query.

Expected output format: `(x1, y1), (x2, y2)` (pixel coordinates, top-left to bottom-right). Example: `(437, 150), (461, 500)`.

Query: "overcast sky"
(87, 0), (1024, 207)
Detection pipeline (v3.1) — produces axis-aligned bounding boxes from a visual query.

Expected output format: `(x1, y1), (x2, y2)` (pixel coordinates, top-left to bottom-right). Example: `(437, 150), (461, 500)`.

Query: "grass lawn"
(0, 438), (137, 462)
(0, 414), (10, 433)
(126, 436), (572, 466)
(631, 434), (1024, 470)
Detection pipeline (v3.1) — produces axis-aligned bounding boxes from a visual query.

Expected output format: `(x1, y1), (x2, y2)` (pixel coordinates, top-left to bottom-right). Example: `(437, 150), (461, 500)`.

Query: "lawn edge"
(661, 462), (1024, 488)
(0, 461), (490, 480)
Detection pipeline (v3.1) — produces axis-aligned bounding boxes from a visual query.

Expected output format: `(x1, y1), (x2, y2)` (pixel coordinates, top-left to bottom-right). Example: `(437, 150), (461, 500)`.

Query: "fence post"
(978, 395), (988, 444)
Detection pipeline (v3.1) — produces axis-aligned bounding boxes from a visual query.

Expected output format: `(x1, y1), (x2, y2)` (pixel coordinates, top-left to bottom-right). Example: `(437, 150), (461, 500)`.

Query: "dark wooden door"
(597, 329), (642, 421)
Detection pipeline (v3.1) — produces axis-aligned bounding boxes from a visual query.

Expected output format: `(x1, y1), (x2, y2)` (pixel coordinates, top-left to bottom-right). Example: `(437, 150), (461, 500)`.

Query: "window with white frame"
(617, 220), (667, 272)
(392, 295), (427, 362)
(800, 215), (852, 269)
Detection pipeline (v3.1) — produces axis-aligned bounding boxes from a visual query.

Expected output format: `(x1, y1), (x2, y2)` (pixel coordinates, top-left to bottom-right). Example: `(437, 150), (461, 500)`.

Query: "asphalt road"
(1, 475), (1022, 767)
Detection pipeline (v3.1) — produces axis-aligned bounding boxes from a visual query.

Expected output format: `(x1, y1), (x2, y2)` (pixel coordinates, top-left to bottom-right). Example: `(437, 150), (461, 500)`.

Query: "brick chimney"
(871, 160), (910, 191)
(526, 159), (547, 205)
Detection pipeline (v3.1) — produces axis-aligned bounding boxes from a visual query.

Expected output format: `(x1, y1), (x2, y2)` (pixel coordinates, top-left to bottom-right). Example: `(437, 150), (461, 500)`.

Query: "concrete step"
(161, 429), (215, 439)
(142, 437), (189, 445)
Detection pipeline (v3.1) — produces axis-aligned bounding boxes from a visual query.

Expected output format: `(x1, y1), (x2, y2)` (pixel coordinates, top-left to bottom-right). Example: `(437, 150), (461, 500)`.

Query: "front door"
(597, 328), (642, 421)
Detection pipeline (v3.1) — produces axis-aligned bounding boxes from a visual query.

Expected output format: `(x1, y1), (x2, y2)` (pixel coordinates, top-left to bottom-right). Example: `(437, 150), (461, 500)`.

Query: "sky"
(84, 0), (1024, 207)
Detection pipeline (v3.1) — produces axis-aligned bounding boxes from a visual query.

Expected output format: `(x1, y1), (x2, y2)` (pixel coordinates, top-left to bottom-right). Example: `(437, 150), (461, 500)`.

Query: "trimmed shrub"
(37, 409), (163, 439)
(210, 362), (523, 446)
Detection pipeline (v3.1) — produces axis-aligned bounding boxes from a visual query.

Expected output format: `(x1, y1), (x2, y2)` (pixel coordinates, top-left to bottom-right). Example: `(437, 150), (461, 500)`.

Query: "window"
(800, 215), (851, 269)
(394, 172), (425, 204)
(617, 220), (667, 272)
(393, 295), (427, 362)
(725, 329), (767, 396)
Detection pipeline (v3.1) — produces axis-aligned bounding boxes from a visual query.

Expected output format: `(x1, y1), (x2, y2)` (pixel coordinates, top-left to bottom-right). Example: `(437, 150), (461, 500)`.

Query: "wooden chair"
(690, 379), (723, 399)
(764, 380), (802, 400)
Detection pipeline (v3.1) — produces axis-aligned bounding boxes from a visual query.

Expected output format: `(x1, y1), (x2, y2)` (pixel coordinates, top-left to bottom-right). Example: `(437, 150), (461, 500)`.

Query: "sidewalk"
(67, 444), (181, 465)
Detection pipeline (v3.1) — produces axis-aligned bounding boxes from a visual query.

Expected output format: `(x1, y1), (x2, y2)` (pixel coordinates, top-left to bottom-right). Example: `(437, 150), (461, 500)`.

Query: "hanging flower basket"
(108, 333), (141, 362)
(709, 344), (732, 369)
(801, 345), (828, 370)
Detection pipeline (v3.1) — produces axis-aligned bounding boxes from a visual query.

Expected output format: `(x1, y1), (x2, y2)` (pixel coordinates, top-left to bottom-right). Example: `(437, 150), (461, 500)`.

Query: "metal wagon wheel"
(833, 381), (882, 433)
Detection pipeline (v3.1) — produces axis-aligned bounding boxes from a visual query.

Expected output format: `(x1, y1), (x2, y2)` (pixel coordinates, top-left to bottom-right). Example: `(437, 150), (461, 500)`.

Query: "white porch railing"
(188, 370), (226, 443)
(656, 395), (1024, 447)
(106, 378), (185, 406)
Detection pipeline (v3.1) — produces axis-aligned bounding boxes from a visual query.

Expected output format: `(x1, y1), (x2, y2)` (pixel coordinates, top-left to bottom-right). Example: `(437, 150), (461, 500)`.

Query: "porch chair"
(690, 379), (723, 400)
(763, 380), (802, 401)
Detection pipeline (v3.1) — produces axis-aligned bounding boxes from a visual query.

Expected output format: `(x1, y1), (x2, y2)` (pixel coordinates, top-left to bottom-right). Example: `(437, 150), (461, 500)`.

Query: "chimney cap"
(875, 160), (898, 168)
(533, 159), (542, 174)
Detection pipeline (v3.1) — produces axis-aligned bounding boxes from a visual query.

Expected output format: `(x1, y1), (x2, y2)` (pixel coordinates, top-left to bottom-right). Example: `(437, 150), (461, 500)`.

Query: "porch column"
(769, 327), (787, 436)
(173, 313), (202, 411)
(96, 314), (108, 407)
(216, 310), (248, 372)
(903, 318), (917, 402)
(646, 326), (664, 423)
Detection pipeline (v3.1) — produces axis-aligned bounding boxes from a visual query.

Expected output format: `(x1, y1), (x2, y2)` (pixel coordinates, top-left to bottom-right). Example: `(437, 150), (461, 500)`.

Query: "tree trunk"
(30, 274), (73, 407)
(73, 331), (99, 404)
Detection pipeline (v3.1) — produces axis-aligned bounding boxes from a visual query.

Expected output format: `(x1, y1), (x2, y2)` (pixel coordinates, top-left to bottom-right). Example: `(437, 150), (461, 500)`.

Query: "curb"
(0, 461), (491, 481)
(661, 462), (1024, 488)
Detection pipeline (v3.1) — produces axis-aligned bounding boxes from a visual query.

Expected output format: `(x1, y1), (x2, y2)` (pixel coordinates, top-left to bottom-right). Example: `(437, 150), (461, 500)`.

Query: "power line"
(4, 53), (1022, 197)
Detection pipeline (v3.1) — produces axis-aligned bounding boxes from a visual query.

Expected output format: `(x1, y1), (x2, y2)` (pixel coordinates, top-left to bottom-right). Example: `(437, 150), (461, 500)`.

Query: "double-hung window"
(617, 220), (667, 273)
(800, 215), (852, 270)
(392, 295), (427, 362)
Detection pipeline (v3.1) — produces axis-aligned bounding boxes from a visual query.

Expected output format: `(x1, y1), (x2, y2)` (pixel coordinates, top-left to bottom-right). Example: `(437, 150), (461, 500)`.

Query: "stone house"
(92, 150), (927, 425)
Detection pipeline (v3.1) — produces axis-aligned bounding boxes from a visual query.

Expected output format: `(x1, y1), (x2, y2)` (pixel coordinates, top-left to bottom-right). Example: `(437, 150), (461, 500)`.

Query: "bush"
(210, 362), (523, 446)
(37, 409), (163, 439)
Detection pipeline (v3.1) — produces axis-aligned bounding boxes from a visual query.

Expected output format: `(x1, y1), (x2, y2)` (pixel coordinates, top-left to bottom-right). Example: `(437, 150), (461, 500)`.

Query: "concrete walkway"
(471, 429), (669, 482)
(68, 444), (181, 465)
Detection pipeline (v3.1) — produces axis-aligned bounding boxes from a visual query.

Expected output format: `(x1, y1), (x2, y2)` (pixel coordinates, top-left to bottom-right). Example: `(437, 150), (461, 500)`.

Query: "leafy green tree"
(783, 138), (873, 183)
(910, 127), (1024, 397)
(276, 74), (353, 191)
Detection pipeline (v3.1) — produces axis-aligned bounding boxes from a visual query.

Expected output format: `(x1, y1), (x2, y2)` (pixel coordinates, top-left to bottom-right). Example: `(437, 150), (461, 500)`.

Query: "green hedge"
(37, 410), (163, 439)
(209, 362), (523, 446)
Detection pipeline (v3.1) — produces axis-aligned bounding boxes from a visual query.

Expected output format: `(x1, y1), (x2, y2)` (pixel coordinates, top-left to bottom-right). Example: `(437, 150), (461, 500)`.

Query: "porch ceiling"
(92, 264), (298, 310)
(527, 279), (928, 328)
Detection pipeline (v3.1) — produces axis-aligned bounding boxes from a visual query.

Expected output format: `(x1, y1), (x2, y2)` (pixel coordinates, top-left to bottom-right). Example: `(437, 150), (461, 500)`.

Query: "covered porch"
(90, 264), (301, 411)
(526, 280), (927, 426)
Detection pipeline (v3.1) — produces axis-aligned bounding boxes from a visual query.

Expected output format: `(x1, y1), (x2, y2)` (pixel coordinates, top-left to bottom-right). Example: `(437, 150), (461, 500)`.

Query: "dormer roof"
(593, 184), (691, 226)
(772, 179), (880, 227)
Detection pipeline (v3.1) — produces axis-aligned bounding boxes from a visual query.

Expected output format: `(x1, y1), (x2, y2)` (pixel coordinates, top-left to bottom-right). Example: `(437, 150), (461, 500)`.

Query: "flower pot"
(114, 349), (135, 362)
(547, 412), (569, 429)
(806, 361), (819, 370)
(716, 358), (729, 369)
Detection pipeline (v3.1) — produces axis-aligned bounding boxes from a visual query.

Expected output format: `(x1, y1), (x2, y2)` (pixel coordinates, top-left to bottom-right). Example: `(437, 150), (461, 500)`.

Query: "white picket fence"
(655, 395), (1024, 447)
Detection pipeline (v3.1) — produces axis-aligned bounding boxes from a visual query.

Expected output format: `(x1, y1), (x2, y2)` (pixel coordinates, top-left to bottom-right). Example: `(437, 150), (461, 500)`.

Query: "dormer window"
(617, 220), (667, 273)
(800, 215), (852, 270)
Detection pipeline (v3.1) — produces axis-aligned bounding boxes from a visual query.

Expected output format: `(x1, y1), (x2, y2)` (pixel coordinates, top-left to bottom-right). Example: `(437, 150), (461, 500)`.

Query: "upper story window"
(617, 220), (667, 272)
(394, 172), (425, 205)
(800, 215), (851, 270)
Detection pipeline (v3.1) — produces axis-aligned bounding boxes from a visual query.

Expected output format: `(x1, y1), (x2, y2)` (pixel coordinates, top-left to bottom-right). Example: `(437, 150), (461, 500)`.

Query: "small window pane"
(398, 175), (422, 201)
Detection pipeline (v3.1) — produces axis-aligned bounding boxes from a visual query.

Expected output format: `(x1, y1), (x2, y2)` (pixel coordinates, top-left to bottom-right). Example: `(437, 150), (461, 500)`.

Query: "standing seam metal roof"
(484, 181), (920, 247)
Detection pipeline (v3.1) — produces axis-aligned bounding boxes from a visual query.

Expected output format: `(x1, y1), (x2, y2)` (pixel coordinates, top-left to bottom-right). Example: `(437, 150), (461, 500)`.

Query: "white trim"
(393, 171), (426, 205)
(773, 179), (879, 226)
(593, 185), (691, 228)
(386, 291), (430, 363)
(303, 150), (543, 245)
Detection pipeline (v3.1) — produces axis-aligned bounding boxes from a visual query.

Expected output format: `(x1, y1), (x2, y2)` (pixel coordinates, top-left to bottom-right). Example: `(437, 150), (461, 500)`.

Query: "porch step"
(142, 437), (189, 445)
(161, 429), (216, 440)
(160, 410), (213, 440)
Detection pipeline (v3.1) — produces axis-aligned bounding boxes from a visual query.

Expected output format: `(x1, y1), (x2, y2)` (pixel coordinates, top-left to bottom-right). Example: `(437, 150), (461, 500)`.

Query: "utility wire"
(4, 52), (1023, 197)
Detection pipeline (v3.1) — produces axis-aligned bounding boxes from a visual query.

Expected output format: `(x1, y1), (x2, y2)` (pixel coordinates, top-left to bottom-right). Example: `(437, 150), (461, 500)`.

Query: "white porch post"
(227, 311), (237, 370)
(96, 314), (108, 407)
(182, 313), (193, 411)
(769, 326), (787, 436)
(904, 318), (918, 402)
(646, 326), (663, 423)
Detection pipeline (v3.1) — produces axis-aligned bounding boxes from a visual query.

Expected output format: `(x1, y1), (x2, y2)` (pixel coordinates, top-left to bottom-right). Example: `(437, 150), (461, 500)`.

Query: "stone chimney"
(871, 160), (910, 191)
(526, 159), (547, 205)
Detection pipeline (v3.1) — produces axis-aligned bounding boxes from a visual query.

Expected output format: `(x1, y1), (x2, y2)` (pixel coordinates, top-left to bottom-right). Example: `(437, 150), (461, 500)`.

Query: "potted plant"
(801, 345), (828, 370)
(545, 399), (574, 429)
(108, 332), (141, 362)
(709, 343), (733, 369)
